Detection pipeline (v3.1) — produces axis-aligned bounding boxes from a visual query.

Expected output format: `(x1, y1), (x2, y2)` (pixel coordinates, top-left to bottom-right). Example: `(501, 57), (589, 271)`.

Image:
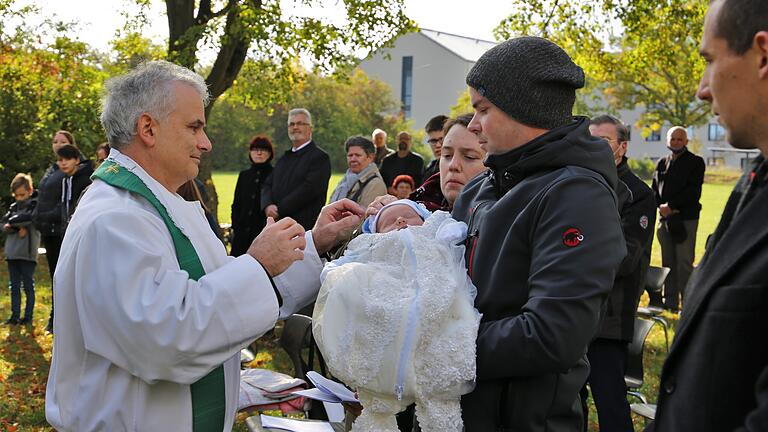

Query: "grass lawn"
(0, 173), (736, 431)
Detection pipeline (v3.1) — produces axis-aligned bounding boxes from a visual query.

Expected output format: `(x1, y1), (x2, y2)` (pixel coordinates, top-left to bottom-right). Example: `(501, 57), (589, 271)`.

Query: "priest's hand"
(312, 199), (365, 255)
(249, 217), (306, 277)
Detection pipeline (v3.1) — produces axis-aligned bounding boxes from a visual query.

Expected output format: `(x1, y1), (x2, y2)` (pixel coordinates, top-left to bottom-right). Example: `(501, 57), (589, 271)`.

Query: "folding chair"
(637, 266), (671, 351)
(279, 314), (331, 420)
(625, 317), (656, 404)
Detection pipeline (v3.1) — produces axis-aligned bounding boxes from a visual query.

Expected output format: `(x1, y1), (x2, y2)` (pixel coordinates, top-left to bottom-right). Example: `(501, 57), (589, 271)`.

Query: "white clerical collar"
(106, 148), (199, 234)
(292, 140), (312, 152)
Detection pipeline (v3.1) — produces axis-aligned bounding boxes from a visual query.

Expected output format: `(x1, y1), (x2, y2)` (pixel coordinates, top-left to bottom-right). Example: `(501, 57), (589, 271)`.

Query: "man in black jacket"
(261, 108), (331, 230)
(379, 131), (424, 188)
(422, 115), (448, 180)
(582, 115), (656, 432)
(651, 1), (768, 430)
(652, 126), (705, 311)
(453, 36), (626, 432)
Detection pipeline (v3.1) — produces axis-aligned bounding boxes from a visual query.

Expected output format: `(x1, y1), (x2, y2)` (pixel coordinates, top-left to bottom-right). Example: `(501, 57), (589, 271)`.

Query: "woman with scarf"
(329, 136), (387, 208)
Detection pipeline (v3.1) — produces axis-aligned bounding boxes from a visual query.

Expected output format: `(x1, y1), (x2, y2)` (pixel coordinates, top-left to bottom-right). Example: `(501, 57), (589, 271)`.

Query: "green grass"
(0, 174), (736, 431)
(650, 182), (733, 268)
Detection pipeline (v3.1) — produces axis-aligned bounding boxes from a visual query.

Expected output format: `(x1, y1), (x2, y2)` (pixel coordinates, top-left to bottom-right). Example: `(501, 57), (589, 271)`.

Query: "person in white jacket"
(45, 60), (363, 432)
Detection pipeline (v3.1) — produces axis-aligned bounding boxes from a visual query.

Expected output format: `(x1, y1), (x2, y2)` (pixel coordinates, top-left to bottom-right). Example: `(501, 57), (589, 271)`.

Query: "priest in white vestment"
(45, 60), (362, 432)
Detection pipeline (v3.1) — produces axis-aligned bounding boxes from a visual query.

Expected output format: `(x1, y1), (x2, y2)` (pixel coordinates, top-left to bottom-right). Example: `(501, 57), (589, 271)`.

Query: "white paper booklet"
(259, 415), (334, 431)
(291, 371), (358, 404)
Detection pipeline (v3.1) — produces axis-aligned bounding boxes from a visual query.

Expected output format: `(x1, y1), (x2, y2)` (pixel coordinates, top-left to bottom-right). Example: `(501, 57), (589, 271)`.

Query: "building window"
(401, 56), (413, 119)
(708, 123), (726, 141)
(645, 128), (661, 142)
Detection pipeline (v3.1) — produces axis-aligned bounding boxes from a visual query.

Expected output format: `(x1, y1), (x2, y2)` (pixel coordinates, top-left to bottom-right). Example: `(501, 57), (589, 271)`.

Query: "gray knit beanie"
(466, 36), (585, 130)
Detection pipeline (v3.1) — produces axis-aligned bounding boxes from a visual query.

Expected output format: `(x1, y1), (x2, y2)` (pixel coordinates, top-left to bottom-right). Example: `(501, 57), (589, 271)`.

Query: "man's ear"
(136, 113), (156, 147)
(756, 31), (768, 79)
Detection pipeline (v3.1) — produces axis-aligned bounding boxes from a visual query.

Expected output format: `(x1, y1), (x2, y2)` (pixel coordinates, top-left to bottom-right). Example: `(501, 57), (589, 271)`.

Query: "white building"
(359, 29), (753, 168)
(358, 28), (496, 131)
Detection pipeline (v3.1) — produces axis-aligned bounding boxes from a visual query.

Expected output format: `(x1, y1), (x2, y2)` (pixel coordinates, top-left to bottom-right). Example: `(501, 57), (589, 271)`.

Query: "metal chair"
(630, 402), (657, 421)
(279, 314), (330, 420)
(625, 317), (656, 404)
(637, 266), (671, 351)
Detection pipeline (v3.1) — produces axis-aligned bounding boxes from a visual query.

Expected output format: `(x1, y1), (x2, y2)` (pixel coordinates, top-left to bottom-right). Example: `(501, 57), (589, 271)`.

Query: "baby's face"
(376, 204), (425, 233)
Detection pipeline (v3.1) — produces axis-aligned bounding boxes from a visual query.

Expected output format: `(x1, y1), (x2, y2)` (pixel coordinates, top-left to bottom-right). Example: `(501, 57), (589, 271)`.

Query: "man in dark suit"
(262, 108), (331, 230)
(583, 115), (656, 432)
(652, 126), (705, 312)
(651, 0), (768, 430)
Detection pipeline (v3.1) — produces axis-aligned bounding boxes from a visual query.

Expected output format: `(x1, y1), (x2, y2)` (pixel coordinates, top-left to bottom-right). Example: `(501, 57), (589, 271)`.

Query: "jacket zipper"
(465, 201), (489, 278)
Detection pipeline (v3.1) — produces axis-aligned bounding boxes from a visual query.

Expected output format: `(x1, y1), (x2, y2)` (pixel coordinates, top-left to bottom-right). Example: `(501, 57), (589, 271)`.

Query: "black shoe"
(19, 317), (32, 325)
(5, 317), (20, 325)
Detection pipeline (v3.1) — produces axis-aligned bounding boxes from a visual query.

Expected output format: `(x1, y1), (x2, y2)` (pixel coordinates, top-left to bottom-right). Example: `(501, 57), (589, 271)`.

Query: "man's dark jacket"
(422, 159), (439, 182)
(652, 149), (705, 220)
(379, 151), (424, 187)
(596, 157), (656, 341)
(451, 117), (626, 431)
(652, 156), (768, 432)
(261, 141), (331, 230)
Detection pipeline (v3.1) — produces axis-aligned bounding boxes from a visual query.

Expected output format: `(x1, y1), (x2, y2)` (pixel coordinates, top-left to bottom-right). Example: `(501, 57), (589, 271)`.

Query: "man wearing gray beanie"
(450, 36), (627, 431)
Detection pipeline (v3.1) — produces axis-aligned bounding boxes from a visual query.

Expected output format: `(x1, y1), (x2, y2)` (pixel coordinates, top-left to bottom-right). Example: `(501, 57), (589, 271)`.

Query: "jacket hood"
(484, 117), (618, 192)
(73, 159), (94, 179)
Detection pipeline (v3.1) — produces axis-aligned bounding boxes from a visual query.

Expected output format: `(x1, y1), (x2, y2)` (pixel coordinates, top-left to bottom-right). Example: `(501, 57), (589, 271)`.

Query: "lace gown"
(313, 211), (481, 432)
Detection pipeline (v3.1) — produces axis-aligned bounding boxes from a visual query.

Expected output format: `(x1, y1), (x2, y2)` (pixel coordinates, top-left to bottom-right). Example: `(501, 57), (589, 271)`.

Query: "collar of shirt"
(292, 140), (312, 152)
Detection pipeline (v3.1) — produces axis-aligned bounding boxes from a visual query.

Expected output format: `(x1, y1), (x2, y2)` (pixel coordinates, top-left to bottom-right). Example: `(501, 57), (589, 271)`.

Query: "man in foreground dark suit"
(651, 0), (768, 430)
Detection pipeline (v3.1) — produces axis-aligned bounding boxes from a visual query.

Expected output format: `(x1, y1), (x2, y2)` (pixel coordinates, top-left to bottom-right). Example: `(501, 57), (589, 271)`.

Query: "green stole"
(92, 160), (226, 432)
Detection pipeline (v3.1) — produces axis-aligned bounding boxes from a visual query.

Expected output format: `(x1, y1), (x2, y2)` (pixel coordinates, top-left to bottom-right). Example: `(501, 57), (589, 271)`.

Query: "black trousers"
(582, 338), (633, 432)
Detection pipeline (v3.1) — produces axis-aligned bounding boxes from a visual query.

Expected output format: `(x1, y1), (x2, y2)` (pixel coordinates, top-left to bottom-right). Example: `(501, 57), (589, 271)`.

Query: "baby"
(362, 199), (431, 234)
(314, 206), (480, 432)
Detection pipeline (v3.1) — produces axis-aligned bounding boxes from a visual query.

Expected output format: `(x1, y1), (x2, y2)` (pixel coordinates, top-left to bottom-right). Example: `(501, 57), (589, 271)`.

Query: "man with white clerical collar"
(45, 60), (362, 431)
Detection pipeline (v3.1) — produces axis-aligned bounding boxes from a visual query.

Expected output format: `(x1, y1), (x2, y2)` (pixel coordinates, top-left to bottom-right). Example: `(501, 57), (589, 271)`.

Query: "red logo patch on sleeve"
(562, 228), (584, 247)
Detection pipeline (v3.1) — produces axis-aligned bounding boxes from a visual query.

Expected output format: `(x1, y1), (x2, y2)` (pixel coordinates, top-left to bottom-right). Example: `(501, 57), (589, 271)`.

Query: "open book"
(291, 371), (359, 404)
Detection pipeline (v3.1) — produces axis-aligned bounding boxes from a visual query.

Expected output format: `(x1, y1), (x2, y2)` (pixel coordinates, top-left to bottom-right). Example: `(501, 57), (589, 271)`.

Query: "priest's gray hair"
(100, 60), (210, 150)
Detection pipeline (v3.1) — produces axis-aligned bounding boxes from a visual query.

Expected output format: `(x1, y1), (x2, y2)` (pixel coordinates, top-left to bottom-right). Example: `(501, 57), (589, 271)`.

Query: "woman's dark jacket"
(231, 161), (273, 256)
(34, 160), (93, 237)
(451, 118), (626, 432)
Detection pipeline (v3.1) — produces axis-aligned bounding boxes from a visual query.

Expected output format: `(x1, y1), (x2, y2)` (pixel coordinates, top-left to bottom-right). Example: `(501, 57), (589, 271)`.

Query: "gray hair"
(591, 115), (630, 143)
(372, 128), (387, 139)
(100, 60), (210, 150)
(288, 108), (312, 125)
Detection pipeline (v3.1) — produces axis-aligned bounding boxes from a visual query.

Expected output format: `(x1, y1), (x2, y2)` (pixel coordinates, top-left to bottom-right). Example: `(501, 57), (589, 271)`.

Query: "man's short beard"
(398, 142), (408, 151)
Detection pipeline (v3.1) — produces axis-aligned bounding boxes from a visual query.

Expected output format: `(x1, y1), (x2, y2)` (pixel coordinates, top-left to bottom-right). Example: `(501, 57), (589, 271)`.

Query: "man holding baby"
(449, 37), (626, 431)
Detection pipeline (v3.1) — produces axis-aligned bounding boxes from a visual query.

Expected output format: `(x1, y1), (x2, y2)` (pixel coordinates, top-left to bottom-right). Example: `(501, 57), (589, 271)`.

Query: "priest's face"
(153, 83), (212, 191)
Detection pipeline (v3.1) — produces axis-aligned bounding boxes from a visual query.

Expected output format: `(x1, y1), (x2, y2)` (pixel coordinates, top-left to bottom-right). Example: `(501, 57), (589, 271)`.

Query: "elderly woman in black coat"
(230, 135), (274, 256)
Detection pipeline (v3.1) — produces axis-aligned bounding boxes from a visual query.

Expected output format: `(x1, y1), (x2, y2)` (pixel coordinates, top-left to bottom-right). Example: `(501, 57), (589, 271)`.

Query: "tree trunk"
(166, 0), (258, 223)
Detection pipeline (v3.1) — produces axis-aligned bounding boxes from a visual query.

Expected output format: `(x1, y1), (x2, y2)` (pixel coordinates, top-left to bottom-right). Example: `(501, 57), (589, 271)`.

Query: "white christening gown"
(313, 211), (481, 432)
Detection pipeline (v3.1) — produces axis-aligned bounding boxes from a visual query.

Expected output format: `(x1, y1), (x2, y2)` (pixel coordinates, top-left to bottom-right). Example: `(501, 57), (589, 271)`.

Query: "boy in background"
(2, 173), (40, 325)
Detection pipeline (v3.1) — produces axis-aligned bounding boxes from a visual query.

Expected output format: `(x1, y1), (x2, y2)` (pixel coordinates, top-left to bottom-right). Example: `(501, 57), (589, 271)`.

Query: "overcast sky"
(17, 0), (513, 56)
